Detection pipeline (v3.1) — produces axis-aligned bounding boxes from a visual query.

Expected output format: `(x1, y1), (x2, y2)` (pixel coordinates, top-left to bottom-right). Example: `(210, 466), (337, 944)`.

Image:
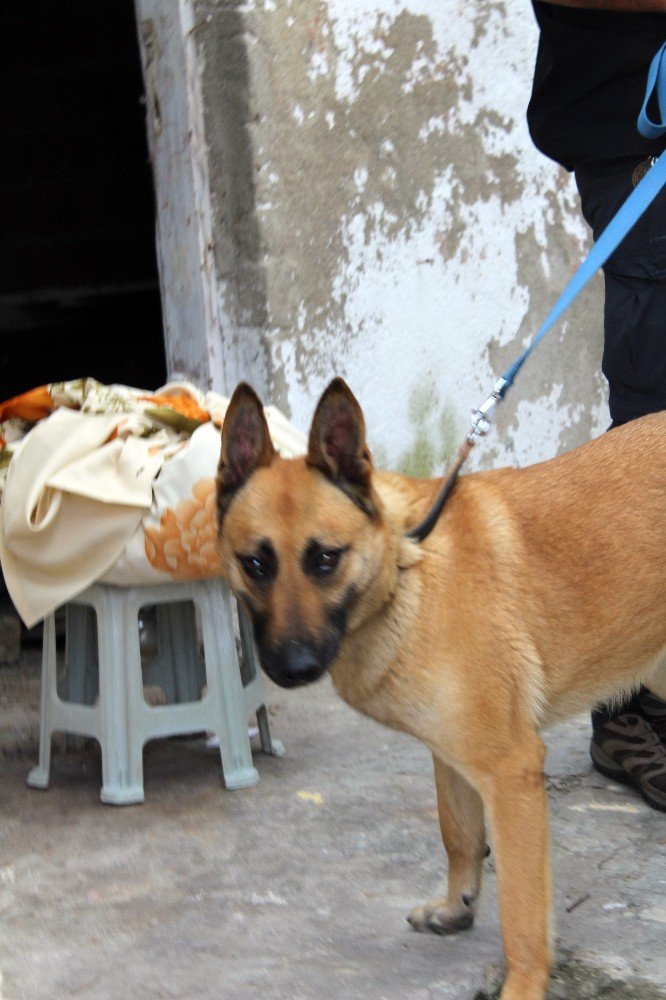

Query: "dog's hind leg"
(407, 755), (486, 934)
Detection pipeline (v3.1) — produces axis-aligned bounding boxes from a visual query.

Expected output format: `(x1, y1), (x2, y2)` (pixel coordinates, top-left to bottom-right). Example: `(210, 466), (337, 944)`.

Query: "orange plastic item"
(0, 385), (54, 423)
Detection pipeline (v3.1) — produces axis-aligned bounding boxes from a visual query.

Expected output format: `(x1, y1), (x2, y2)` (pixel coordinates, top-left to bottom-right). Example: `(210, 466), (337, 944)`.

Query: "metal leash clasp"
(468, 376), (509, 441)
(407, 374), (510, 542)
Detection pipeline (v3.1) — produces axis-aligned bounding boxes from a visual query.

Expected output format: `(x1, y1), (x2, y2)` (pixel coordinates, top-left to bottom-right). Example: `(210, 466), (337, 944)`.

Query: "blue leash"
(638, 40), (666, 140)
(408, 42), (666, 544)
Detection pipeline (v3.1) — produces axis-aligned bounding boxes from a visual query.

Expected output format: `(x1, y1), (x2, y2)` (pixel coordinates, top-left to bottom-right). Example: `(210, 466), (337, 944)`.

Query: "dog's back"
(415, 412), (666, 721)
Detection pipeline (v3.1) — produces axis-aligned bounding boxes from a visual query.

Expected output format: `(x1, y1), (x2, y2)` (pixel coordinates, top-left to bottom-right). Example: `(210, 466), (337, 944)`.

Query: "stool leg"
(61, 604), (97, 751)
(61, 605), (97, 704)
(96, 590), (145, 805)
(142, 604), (175, 702)
(238, 610), (284, 757)
(165, 600), (205, 703)
(237, 608), (256, 688)
(201, 581), (259, 789)
(255, 705), (284, 758)
(27, 615), (57, 789)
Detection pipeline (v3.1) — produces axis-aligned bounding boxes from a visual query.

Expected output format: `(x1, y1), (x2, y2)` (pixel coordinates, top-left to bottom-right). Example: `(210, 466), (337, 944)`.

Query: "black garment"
(528, 1), (666, 169)
(527, 2), (666, 422)
(575, 159), (666, 424)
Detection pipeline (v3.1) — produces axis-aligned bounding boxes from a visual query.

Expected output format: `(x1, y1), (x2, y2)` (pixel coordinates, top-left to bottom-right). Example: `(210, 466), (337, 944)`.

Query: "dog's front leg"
(408, 755), (486, 934)
(471, 735), (552, 1000)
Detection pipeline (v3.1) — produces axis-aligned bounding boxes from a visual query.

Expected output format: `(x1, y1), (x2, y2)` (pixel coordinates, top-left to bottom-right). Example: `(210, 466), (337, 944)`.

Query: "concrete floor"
(1, 650), (666, 1000)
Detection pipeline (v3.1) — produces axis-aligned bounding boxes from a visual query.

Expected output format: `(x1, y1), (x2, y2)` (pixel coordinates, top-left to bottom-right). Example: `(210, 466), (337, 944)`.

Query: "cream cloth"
(0, 379), (306, 628)
(0, 409), (163, 628)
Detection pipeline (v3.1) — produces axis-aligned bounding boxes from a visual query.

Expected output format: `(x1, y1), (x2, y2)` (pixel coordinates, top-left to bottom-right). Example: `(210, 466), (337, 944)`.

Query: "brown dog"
(215, 377), (666, 1000)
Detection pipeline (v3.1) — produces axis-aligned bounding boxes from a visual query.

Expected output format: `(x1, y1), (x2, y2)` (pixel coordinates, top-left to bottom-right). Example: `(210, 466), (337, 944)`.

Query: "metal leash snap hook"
(632, 155), (658, 188)
(469, 376), (509, 440)
(469, 400), (494, 438)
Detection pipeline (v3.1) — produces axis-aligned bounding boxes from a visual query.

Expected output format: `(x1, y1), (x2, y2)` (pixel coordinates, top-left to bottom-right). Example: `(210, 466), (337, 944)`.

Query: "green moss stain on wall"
(397, 375), (461, 477)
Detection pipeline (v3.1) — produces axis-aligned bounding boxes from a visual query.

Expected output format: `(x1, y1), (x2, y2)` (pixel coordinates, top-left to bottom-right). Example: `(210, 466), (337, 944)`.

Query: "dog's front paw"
(407, 895), (475, 935)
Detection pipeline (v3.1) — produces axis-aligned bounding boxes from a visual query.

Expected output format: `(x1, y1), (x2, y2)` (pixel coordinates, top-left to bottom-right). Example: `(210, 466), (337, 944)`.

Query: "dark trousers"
(575, 158), (666, 426)
(574, 158), (666, 727)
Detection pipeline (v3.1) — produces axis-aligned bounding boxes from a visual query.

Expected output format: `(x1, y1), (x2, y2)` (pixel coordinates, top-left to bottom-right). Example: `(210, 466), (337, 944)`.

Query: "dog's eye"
(237, 542), (277, 583)
(316, 550), (341, 574)
(240, 555), (268, 580)
(303, 543), (347, 579)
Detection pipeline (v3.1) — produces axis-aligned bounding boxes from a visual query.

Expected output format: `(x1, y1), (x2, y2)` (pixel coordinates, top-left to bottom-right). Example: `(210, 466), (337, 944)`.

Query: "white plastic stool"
(27, 578), (282, 804)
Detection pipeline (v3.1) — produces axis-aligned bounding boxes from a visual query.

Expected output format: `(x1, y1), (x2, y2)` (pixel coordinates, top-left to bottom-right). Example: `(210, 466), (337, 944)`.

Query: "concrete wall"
(142, 0), (609, 472)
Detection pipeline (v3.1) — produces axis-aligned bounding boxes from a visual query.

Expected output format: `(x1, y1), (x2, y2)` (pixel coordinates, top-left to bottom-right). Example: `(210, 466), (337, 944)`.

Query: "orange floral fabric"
(138, 393), (210, 425)
(144, 477), (222, 579)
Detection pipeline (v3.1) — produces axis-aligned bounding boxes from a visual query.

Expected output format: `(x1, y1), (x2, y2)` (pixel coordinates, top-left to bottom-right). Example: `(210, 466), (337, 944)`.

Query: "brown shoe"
(590, 711), (666, 812)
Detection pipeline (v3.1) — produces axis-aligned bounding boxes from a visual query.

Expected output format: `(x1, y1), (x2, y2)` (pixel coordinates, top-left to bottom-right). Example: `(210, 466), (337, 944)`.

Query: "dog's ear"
(217, 383), (276, 521)
(307, 377), (378, 518)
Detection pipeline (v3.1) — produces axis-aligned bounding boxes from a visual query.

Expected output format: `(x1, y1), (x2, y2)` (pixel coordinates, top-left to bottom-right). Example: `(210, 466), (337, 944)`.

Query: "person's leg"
(574, 158), (666, 423)
(574, 158), (666, 810)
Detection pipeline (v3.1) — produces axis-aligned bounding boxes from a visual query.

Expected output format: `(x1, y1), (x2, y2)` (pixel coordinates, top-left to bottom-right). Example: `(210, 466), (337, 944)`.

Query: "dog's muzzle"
(260, 639), (331, 689)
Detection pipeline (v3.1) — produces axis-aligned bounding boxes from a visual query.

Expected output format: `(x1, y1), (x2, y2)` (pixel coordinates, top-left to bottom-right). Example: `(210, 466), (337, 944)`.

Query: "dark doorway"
(0, 0), (166, 401)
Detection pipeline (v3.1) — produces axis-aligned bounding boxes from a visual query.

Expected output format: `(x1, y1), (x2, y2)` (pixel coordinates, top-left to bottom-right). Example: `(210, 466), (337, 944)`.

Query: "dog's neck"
(330, 478), (424, 723)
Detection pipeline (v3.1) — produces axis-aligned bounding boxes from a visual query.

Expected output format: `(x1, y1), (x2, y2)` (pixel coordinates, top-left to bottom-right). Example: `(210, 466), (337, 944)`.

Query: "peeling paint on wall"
(191, 0), (608, 471)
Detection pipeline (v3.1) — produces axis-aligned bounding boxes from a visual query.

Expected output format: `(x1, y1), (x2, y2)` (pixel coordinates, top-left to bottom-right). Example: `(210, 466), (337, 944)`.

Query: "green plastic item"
(27, 578), (283, 805)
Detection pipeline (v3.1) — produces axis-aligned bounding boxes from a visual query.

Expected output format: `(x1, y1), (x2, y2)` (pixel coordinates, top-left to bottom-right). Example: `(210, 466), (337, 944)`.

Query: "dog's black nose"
(280, 641), (323, 686)
(256, 635), (335, 689)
